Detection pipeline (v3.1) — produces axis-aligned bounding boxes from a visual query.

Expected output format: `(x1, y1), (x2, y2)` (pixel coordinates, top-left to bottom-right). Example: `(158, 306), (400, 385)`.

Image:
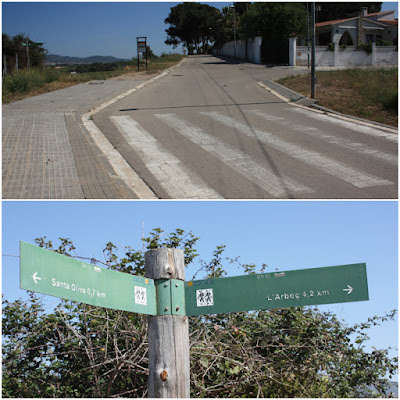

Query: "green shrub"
(356, 43), (373, 54)
(383, 89), (398, 112)
(327, 43), (335, 52)
(3, 68), (60, 96)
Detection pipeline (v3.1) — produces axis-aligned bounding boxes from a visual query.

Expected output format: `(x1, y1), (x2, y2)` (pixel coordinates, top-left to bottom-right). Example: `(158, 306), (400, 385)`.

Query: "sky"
(2, 200), (398, 374)
(2, 1), (399, 58)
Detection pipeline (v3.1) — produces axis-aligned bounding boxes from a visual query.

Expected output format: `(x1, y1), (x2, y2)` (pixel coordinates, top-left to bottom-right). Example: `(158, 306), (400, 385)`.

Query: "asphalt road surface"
(92, 55), (398, 199)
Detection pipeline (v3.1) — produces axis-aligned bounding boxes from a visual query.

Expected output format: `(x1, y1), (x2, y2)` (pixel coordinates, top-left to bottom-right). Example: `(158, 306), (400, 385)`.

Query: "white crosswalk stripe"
(288, 107), (398, 142)
(110, 116), (222, 199)
(246, 109), (397, 166)
(200, 111), (393, 189)
(154, 113), (314, 197)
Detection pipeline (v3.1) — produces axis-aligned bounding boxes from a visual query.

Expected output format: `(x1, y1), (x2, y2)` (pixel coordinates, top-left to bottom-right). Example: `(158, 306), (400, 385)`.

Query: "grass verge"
(277, 68), (398, 127)
(2, 55), (184, 104)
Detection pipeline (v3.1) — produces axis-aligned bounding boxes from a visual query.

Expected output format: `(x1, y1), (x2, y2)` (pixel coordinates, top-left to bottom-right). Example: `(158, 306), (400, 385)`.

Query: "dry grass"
(3, 57), (184, 104)
(277, 68), (398, 127)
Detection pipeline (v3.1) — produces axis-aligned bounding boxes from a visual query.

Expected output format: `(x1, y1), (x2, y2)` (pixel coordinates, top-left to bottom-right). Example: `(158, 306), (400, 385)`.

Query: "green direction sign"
(184, 263), (368, 316)
(20, 242), (368, 317)
(20, 241), (157, 315)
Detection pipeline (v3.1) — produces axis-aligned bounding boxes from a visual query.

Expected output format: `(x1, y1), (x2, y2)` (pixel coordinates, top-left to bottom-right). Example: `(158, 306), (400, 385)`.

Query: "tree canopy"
(2, 229), (398, 397)
(164, 3), (222, 54)
(314, 2), (383, 22)
(2, 33), (46, 72)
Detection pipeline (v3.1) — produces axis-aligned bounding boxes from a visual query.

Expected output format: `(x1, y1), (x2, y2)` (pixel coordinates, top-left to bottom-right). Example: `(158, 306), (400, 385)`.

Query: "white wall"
(212, 37), (262, 64)
(290, 38), (398, 67)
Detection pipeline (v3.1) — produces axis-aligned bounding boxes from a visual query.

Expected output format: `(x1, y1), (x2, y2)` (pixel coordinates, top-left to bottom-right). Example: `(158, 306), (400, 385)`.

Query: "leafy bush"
(2, 230), (398, 398)
(2, 67), (60, 98)
(383, 88), (398, 112)
(356, 43), (373, 54)
(327, 42), (335, 52)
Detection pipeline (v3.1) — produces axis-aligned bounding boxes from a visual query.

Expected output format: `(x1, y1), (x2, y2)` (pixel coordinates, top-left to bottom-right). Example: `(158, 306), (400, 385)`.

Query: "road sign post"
(20, 241), (157, 315)
(137, 37), (147, 71)
(20, 241), (369, 398)
(145, 248), (190, 398)
(184, 263), (368, 316)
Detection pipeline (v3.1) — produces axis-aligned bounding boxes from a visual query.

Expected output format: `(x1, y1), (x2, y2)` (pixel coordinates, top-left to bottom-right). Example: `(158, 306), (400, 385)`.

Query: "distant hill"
(45, 54), (129, 65)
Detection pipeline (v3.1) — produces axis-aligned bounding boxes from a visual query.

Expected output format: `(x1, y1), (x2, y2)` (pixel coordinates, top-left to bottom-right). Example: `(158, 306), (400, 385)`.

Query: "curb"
(80, 57), (187, 199)
(260, 79), (318, 107)
(258, 79), (398, 134)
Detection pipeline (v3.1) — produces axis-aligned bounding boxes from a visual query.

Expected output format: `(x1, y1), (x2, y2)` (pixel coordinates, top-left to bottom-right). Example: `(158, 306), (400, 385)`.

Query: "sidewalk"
(2, 75), (154, 199)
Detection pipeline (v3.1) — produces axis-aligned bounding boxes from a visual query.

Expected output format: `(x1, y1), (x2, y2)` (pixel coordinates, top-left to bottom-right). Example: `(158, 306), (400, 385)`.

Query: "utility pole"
(311, 2), (316, 99)
(230, 4), (237, 59)
(307, 2), (310, 69)
(26, 41), (30, 70)
(145, 248), (190, 398)
(245, 3), (249, 61)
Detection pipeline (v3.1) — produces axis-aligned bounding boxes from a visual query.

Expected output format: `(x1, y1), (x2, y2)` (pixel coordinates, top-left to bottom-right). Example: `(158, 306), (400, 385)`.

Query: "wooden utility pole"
(145, 248), (190, 398)
(26, 41), (30, 70)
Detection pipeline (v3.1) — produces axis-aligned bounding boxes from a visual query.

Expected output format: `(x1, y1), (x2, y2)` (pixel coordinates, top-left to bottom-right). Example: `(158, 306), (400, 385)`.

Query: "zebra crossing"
(108, 109), (397, 199)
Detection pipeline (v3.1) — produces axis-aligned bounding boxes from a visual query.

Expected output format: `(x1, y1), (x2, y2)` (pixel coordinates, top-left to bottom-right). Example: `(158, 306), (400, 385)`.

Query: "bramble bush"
(2, 229), (398, 397)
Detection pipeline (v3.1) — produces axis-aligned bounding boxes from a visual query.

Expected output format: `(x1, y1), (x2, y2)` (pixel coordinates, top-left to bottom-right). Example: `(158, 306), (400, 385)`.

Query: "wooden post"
(145, 248), (190, 398)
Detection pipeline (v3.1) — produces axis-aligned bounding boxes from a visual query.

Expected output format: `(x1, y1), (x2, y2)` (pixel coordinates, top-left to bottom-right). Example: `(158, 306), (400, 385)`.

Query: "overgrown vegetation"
(2, 54), (184, 104)
(277, 68), (398, 126)
(2, 229), (398, 398)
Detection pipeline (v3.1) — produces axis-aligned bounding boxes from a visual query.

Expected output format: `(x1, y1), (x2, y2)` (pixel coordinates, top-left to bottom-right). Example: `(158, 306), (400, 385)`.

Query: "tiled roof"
(316, 14), (394, 28)
(367, 10), (394, 17)
(316, 17), (356, 28)
(315, 9), (396, 28)
(379, 19), (398, 26)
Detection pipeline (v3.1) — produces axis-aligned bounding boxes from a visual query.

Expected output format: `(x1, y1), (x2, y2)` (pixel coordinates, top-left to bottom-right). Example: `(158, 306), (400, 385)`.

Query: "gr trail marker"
(184, 263), (369, 316)
(20, 241), (157, 315)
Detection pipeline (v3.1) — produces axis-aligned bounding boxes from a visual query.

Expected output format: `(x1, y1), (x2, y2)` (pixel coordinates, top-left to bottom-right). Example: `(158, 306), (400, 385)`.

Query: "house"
(314, 8), (398, 46)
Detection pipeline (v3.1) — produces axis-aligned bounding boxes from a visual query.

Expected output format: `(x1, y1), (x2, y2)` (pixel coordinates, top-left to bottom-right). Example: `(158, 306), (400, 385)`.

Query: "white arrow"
(32, 272), (42, 284)
(343, 285), (353, 295)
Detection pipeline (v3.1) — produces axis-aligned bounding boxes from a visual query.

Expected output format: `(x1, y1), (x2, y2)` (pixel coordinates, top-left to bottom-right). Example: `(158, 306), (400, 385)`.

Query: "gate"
(261, 37), (289, 65)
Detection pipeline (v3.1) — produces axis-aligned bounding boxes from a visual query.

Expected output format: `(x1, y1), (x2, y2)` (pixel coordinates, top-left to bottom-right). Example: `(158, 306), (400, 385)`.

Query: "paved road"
(92, 55), (398, 199)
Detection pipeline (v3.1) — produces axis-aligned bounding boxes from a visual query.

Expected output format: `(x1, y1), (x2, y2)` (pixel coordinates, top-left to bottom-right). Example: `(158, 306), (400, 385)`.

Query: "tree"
(313, 2), (383, 23)
(165, 3), (222, 54)
(245, 2), (308, 41)
(2, 33), (46, 72)
(145, 46), (157, 61)
(2, 230), (398, 397)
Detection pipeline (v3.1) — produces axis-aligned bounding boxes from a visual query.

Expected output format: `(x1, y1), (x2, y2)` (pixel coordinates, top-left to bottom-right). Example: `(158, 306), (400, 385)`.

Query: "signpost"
(184, 263), (368, 316)
(136, 36), (148, 71)
(20, 243), (369, 398)
(20, 241), (157, 315)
